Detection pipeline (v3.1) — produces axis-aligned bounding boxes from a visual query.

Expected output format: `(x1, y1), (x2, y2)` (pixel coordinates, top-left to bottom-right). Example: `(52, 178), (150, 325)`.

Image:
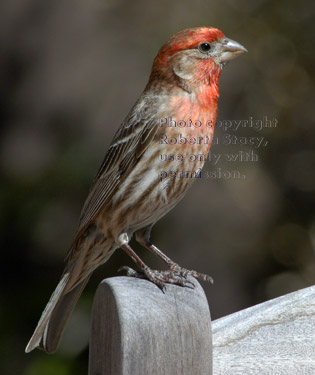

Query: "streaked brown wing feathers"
(76, 114), (158, 235)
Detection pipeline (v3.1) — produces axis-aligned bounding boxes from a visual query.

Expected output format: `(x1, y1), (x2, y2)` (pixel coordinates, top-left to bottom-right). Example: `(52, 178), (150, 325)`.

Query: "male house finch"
(26, 27), (246, 353)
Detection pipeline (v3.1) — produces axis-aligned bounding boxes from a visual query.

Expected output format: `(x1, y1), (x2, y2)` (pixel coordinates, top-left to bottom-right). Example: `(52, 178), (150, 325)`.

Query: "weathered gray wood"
(212, 285), (315, 374)
(89, 276), (212, 375)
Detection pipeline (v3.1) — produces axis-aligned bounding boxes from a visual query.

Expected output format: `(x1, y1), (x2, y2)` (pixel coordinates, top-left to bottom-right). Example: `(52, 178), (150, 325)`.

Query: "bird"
(25, 27), (247, 354)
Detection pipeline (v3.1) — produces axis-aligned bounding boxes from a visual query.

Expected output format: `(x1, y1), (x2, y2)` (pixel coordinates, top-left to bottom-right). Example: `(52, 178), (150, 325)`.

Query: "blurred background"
(0, 0), (314, 373)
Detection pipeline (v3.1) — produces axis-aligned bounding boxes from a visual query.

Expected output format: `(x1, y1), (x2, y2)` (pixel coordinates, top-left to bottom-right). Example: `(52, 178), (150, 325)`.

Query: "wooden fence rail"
(88, 277), (315, 375)
(212, 284), (315, 374)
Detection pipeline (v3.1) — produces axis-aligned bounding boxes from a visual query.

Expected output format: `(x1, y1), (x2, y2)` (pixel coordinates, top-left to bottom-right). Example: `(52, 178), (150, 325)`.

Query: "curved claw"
(118, 266), (150, 282)
(175, 277), (195, 289)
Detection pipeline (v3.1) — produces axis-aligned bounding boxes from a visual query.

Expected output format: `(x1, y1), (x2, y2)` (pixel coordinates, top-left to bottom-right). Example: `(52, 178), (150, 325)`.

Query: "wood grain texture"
(212, 285), (315, 375)
(89, 276), (212, 375)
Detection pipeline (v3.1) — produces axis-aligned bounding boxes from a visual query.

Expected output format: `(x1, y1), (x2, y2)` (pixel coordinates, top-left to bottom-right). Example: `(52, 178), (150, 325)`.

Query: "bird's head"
(149, 27), (247, 93)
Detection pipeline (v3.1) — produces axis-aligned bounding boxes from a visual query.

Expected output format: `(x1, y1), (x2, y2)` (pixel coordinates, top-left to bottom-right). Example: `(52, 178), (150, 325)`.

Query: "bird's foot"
(168, 263), (214, 284)
(118, 266), (195, 291)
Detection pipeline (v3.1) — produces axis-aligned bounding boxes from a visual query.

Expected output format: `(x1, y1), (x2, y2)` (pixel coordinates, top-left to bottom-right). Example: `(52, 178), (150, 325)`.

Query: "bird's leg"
(117, 233), (195, 289)
(135, 228), (213, 284)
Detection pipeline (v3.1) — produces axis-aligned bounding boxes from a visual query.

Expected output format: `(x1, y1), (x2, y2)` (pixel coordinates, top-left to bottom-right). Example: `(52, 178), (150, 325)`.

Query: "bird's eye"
(198, 42), (211, 53)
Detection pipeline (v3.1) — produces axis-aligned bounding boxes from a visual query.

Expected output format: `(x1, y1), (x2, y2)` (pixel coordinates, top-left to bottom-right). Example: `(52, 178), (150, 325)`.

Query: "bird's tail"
(25, 272), (89, 354)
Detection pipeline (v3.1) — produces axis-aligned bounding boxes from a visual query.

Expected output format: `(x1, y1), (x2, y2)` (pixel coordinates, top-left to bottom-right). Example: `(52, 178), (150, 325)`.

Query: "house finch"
(26, 27), (246, 353)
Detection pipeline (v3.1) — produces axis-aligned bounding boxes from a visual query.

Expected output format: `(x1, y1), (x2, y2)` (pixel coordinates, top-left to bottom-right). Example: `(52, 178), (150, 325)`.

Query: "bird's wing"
(76, 98), (159, 236)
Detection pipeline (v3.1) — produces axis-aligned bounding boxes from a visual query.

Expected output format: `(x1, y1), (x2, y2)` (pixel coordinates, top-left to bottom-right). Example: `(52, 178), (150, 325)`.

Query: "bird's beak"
(217, 38), (247, 63)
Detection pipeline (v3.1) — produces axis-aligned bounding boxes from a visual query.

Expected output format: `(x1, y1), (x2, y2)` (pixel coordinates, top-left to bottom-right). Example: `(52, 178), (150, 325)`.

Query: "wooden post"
(212, 285), (315, 374)
(89, 276), (212, 375)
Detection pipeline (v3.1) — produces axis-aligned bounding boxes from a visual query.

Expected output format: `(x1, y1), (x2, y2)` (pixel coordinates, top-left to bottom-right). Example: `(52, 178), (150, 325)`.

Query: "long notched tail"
(25, 273), (89, 354)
